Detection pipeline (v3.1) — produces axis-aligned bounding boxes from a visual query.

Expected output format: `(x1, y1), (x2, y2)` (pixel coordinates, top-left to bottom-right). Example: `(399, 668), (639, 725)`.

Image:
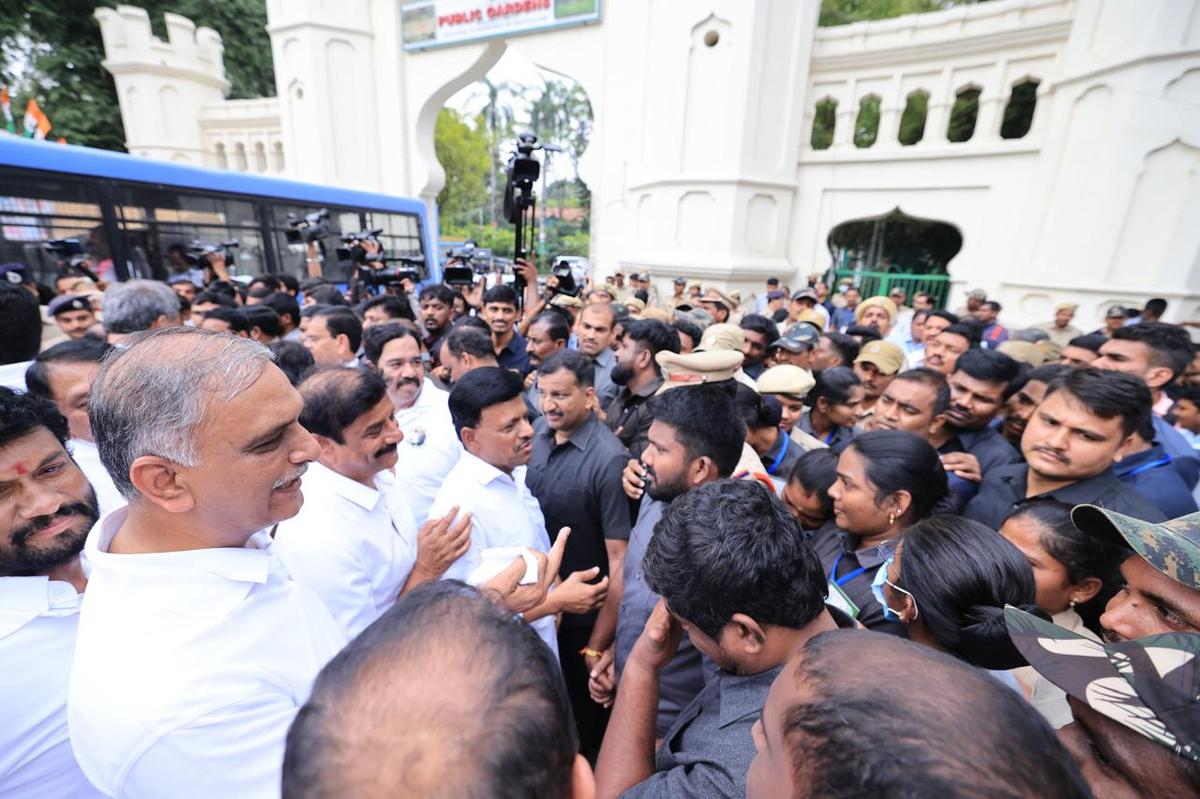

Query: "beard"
(0, 487), (98, 576)
(646, 467), (689, 503)
(611, 362), (635, 386)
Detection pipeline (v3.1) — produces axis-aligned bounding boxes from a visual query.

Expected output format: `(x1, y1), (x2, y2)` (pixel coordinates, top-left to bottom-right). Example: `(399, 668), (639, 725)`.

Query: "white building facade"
(95, 0), (1200, 326)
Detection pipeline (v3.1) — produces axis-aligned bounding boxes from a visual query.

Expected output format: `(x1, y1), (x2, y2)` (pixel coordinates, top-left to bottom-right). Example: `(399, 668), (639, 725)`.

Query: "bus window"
(0, 173), (108, 286)
(113, 185), (268, 280)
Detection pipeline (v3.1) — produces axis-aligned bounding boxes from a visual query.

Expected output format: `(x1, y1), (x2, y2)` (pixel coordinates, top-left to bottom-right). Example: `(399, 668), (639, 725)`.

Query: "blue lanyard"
(830, 553), (867, 586)
(1120, 453), (1173, 478)
(823, 427), (836, 446)
(766, 433), (789, 475)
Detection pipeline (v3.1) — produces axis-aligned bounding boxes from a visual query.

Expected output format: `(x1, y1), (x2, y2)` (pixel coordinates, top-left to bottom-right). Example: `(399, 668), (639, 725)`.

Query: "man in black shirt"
(418, 285), (455, 367)
(481, 284), (529, 376)
(965, 368), (1166, 528)
(933, 348), (1023, 486)
(605, 319), (681, 460)
(525, 350), (631, 756)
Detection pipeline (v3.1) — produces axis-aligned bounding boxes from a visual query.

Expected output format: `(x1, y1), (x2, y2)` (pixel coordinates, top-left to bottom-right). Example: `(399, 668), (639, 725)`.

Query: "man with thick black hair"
(439, 325), (500, 384)
(965, 368), (1166, 528)
(303, 306), (362, 368)
(526, 350), (631, 756)
(746, 630), (1091, 799)
(933, 347), (1023, 484)
(482, 284), (529, 375)
(263, 291), (302, 341)
(597, 479), (836, 798)
(282, 581), (594, 799)
(1060, 332), (1106, 368)
(433, 367), (607, 657)
(418, 284), (456, 365)
(595, 384), (745, 739)
(1094, 322), (1200, 489)
(0, 282), (41, 389)
(812, 330), (860, 372)
(360, 294), (414, 328)
(605, 319), (681, 460)
(24, 339), (123, 514)
(924, 322), (977, 376)
(274, 367), (470, 639)
(738, 314), (779, 380)
(0, 387), (103, 797)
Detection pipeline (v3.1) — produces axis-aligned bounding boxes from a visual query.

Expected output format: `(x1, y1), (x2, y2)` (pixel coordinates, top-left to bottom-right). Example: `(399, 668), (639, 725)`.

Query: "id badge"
(826, 580), (860, 619)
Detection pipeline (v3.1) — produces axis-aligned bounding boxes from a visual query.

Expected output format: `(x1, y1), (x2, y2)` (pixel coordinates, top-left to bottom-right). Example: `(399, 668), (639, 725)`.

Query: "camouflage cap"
(1005, 606), (1200, 763)
(770, 323), (820, 353)
(1071, 505), (1200, 591)
(695, 323), (744, 353)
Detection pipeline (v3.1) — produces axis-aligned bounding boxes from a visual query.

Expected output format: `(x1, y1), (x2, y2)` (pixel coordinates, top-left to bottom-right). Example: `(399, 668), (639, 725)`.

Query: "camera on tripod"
(185, 240), (239, 266)
(285, 209), (331, 244)
(502, 132), (550, 302)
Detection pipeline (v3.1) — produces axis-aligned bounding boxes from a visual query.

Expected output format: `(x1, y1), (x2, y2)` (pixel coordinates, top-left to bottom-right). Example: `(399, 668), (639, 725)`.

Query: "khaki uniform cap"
(997, 340), (1048, 368)
(695, 323), (744, 353)
(656, 349), (744, 393)
(855, 296), (899, 323)
(853, 340), (906, 375)
(757, 365), (816, 399)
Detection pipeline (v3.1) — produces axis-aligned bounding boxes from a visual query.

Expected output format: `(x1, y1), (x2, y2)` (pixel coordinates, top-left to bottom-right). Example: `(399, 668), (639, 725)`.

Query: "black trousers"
(558, 625), (611, 762)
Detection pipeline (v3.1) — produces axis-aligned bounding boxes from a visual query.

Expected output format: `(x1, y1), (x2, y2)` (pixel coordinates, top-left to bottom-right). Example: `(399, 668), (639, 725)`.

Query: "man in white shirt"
(23, 339), (124, 515)
(362, 323), (461, 523)
(273, 367), (471, 639)
(430, 367), (608, 657)
(302, 306), (362, 368)
(68, 328), (348, 798)
(0, 387), (104, 798)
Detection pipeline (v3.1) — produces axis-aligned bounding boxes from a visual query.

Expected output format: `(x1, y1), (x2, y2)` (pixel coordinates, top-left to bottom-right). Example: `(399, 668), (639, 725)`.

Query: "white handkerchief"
(467, 547), (539, 587)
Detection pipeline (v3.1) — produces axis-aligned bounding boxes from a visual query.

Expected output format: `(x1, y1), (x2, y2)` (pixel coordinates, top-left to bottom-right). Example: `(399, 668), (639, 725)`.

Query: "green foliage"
(1000, 79), (1038, 140)
(819, 0), (985, 27)
(947, 88), (980, 143)
(434, 108), (492, 225)
(811, 98), (836, 150)
(898, 91), (928, 145)
(0, 0), (274, 151)
(853, 96), (880, 148)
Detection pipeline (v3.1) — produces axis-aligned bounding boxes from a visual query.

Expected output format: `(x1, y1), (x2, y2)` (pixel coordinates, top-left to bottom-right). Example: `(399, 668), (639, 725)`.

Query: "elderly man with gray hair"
(101, 279), (181, 344)
(66, 327), (565, 798)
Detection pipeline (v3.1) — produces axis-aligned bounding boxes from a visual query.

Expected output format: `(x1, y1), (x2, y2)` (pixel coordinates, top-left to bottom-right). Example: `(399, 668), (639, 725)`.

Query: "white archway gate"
(99, 1), (1200, 326)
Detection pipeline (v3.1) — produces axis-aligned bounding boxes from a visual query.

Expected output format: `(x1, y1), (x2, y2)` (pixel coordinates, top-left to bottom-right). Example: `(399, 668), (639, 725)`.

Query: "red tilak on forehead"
(13, 463), (28, 475)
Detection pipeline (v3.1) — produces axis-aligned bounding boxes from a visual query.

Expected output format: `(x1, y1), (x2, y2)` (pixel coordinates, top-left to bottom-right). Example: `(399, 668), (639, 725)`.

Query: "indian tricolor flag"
(23, 98), (51, 140)
(0, 87), (14, 135)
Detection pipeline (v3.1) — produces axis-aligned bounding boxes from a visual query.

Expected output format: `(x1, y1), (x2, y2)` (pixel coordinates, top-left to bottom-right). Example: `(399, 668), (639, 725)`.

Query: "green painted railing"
(832, 268), (951, 310)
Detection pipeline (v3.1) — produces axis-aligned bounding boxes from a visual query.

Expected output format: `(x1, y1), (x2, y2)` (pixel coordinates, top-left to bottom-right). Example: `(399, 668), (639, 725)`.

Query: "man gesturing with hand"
(274, 367), (472, 639)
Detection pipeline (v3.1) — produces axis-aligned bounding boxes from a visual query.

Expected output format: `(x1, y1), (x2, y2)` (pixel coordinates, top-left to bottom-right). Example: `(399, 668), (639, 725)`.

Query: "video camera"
(185, 240), (239, 266)
(502, 132), (549, 302)
(336, 229), (385, 266)
(550, 260), (579, 297)
(443, 241), (489, 287)
(44, 238), (104, 284)
(285, 209), (331, 244)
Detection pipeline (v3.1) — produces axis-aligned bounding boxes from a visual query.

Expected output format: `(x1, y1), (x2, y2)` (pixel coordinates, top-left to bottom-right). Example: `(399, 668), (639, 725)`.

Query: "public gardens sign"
(400, 0), (600, 51)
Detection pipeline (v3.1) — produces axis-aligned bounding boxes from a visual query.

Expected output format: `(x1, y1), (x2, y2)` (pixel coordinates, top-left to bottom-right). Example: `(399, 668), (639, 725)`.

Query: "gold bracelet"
(579, 647), (603, 659)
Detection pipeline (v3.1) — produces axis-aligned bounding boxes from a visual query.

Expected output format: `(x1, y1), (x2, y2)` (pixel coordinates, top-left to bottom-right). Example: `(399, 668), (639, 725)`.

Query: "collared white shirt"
(274, 462), (419, 639)
(69, 508), (346, 799)
(0, 576), (104, 798)
(429, 451), (557, 656)
(394, 381), (461, 524)
(69, 438), (125, 517)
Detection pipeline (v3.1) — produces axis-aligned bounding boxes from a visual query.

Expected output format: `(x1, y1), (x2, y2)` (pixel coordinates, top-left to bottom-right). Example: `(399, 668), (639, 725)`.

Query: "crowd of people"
(0, 254), (1198, 799)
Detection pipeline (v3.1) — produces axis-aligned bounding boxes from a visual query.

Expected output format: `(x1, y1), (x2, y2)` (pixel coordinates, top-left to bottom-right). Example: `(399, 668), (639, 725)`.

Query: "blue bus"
(0, 136), (437, 287)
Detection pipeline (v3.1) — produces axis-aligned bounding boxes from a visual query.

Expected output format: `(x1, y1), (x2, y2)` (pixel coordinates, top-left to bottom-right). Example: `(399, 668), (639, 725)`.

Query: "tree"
(434, 108), (491, 226)
(819, 0), (985, 27)
(0, 0), (274, 151)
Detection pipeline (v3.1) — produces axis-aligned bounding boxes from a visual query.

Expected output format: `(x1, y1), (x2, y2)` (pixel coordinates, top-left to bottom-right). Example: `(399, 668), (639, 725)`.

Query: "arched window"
(811, 98), (837, 150)
(853, 95), (881, 148)
(272, 141), (285, 172)
(1000, 79), (1039, 140)
(254, 141), (267, 172)
(234, 142), (248, 171)
(214, 142), (228, 170)
(947, 86), (981, 143)
(898, 90), (929, 146)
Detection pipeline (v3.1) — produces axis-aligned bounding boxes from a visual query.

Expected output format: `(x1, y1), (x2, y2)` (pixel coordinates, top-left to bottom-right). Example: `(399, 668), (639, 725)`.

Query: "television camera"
(285, 208), (331, 244)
